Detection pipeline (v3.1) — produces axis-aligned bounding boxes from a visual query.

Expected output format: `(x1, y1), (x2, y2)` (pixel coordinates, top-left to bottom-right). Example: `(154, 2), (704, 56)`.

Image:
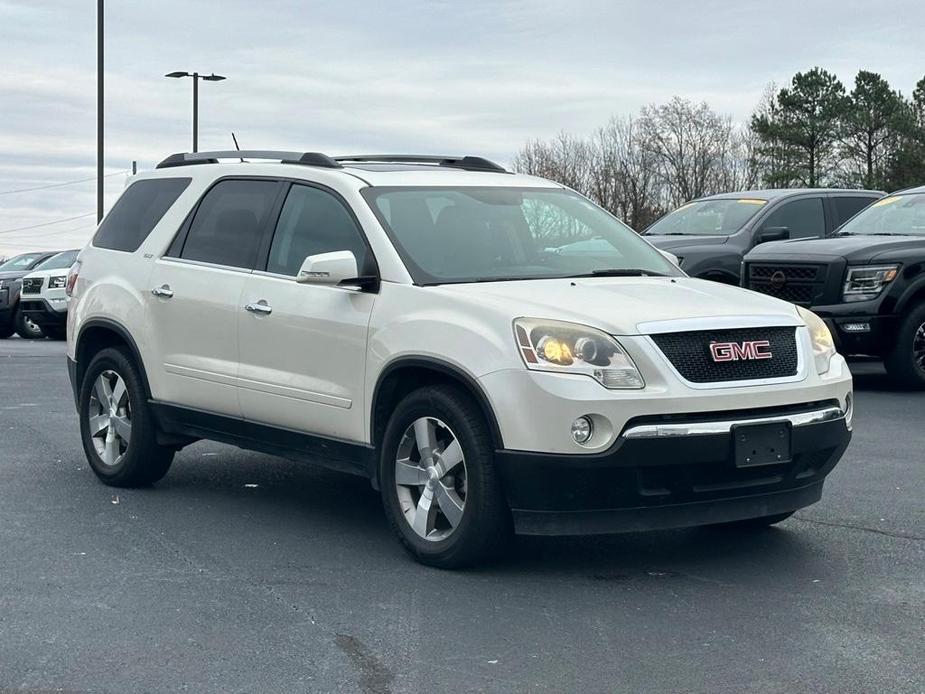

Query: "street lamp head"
(165, 71), (189, 78)
(202, 73), (226, 82)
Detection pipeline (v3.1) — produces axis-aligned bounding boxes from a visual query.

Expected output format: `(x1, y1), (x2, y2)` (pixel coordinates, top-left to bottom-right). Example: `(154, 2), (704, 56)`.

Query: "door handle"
(245, 301), (272, 315)
(151, 285), (174, 298)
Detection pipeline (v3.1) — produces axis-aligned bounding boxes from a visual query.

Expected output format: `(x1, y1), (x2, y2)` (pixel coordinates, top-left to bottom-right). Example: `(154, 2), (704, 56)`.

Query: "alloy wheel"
(914, 320), (925, 374)
(394, 417), (467, 541)
(88, 370), (132, 467)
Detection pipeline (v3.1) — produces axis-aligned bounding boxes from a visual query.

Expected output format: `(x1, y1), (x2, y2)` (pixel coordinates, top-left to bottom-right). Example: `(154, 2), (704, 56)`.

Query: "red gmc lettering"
(710, 340), (773, 362)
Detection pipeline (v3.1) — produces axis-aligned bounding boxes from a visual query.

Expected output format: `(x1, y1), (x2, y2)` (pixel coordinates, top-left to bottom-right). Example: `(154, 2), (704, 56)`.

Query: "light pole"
(165, 71), (226, 152)
(97, 0), (103, 223)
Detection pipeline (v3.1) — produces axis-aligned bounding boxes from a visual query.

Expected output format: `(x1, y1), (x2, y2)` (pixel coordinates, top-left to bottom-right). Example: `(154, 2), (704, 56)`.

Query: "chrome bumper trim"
(622, 406), (846, 439)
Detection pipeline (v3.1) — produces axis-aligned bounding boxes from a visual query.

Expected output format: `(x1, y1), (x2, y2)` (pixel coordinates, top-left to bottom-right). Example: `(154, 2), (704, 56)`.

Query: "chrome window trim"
(622, 405), (845, 439)
(157, 256), (255, 275)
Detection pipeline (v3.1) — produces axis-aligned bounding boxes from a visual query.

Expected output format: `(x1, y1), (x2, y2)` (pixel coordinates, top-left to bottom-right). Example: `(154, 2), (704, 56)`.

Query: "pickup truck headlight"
(49, 275), (67, 289)
(514, 318), (644, 389)
(842, 265), (899, 303)
(797, 306), (836, 375)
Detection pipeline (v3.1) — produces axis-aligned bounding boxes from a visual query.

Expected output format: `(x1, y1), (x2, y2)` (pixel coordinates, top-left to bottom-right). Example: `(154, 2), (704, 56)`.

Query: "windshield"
(32, 249), (79, 272)
(646, 198), (767, 236)
(838, 193), (925, 236)
(0, 252), (48, 272)
(362, 187), (680, 285)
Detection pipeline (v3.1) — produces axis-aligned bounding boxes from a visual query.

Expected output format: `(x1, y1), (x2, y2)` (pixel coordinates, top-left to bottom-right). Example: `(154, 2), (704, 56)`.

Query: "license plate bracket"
(732, 421), (792, 467)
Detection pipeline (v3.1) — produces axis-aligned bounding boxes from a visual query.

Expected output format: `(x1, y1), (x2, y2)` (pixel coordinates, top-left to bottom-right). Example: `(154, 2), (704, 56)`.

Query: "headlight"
(514, 318), (644, 389)
(842, 265), (899, 302)
(797, 306), (836, 375)
(49, 275), (67, 289)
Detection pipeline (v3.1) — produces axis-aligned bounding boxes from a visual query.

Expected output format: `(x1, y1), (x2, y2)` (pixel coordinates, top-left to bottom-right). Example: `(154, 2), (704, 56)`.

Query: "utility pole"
(97, 0), (104, 223)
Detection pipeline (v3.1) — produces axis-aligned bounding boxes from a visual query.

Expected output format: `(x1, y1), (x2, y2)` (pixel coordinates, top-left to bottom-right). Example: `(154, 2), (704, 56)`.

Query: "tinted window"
(181, 180), (278, 269)
(833, 196), (877, 226)
(94, 178), (191, 252)
(761, 198), (825, 239)
(267, 184), (369, 276)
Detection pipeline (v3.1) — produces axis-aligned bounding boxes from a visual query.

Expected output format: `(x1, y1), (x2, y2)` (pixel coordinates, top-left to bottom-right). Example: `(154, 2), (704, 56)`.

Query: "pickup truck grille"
(21, 277), (44, 295)
(651, 327), (799, 383)
(746, 263), (827, 305)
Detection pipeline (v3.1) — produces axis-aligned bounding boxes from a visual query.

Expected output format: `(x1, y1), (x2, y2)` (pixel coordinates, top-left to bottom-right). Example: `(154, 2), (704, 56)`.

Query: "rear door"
(147, 178), (282, 416)
(757, 196), (827, 242)
(830, 195), (880, 230)
(237, 181), (376, 443)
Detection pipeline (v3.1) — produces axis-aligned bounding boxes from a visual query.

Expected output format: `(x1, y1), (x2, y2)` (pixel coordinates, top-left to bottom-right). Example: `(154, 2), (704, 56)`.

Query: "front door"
(237, 182), (376, 443)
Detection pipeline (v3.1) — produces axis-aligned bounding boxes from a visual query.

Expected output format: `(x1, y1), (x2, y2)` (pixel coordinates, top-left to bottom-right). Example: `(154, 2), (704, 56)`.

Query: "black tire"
(14, 306), (44, 339)
(78, 346), (174, 487)
(44, 326), (67, 341)
(884, 302), (925, 390)
(712, 511), (794, 529)
(379, 385), (512, 569)
(0, 322), (12, 339)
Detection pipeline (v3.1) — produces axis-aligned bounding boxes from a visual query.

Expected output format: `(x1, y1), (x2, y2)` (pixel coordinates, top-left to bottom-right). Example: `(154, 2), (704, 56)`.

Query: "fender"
(370, 355), (504, 451)
(896, 273), (925, 314)
(74, 317), (153, 399)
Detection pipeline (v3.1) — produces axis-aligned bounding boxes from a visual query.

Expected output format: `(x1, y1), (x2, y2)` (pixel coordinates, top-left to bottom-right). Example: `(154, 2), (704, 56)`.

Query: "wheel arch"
(896, 277), (925, 314)
(75, 318), (152, 399)
(370, 357), (504, 455)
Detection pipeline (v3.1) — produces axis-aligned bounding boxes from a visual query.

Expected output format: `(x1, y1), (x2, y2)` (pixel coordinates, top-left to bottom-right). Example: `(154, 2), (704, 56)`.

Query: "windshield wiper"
(570, 268), (669, 278)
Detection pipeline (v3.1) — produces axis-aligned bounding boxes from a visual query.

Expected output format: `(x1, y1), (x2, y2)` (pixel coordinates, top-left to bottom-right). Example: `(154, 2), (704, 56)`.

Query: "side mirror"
(758, 226), (790, 244)
(658, 249), (681, 266)
(296, 250), (379, 291)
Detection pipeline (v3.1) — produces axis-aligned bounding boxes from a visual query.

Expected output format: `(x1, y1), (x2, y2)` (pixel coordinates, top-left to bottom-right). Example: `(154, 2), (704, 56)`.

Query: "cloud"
(1, 0), (924, 255)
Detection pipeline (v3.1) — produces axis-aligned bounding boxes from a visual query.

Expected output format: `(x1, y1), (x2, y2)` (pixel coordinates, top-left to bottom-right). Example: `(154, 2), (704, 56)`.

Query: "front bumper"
(495, 404), (851, 535)
(811, 302), (899, 357)
(20, 297), (68, 327)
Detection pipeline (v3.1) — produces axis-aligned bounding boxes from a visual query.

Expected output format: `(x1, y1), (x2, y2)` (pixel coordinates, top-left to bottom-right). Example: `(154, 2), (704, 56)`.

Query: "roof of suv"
(151, 151), (561, 189)
(699, 188), (885, 202)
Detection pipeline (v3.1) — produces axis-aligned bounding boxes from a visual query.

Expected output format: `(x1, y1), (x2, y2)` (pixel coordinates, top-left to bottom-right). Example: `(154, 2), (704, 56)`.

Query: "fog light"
(571, 416), (593, 444)
(841, 323), (870, 333)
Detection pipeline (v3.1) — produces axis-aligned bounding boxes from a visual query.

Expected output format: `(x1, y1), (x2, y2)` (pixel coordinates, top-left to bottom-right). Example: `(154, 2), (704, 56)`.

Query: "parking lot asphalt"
(0, 338), (922, 694)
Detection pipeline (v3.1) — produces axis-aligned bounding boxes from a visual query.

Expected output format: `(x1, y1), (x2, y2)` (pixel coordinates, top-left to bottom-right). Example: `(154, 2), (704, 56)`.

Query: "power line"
(0, 170), (129, 196)
(0, 212), (97, 235)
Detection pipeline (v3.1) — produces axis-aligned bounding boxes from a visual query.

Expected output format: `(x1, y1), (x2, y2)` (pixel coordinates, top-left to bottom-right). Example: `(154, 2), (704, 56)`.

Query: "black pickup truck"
(743, 185), (925, 388)
(644, 188), (883, 284)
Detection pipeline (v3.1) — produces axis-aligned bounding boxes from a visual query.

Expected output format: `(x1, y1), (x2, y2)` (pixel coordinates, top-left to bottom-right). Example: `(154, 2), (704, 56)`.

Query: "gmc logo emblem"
(710, 340), (773, 362)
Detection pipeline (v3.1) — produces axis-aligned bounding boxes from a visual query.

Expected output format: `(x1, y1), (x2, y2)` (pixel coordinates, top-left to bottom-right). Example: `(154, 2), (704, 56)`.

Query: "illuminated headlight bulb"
(571, 416), (593, 444)
(537, 336), (574, 365)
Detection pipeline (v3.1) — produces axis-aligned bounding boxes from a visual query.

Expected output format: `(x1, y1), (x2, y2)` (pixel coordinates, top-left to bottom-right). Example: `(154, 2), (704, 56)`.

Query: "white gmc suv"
(66, 151), (853, 568)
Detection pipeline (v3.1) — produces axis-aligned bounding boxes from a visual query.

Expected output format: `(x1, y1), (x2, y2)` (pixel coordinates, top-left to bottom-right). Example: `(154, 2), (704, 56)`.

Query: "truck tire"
(14, 306), (44, 339)
(884, 303), (925, 390)
(379, 385), (512, 568)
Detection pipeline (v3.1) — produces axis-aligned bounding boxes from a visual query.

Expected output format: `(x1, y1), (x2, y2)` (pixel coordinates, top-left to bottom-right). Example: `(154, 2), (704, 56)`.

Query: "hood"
(22, 268), (69, 280)
(0, 270), (29, 281)
(749, 235), (925, 263)
(436, 276), (799, 336)
(643, 235), (729, 252)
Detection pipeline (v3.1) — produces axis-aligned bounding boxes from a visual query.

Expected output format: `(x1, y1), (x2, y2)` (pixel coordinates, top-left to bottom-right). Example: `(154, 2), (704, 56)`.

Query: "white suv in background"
(66, 151), (853, 568)
(19, 249), (80, 340)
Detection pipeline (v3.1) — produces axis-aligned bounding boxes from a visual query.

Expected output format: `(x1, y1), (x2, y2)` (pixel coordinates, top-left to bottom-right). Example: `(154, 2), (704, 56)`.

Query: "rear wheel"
(884, 303), (925, 390)
(14, 306), (44, 339)
(79, 347), (174, 487)
(0, 322), (12, 339)
(45, 326), (67, 340)
(379, 385), (512, 568)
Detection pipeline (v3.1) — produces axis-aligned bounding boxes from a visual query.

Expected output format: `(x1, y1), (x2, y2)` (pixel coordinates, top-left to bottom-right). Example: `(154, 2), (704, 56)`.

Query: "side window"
(266, 184), (370, 276)
(833, 196), (877, 226)
(180, 180), (278, 269)
(761, 198), (826, 239)
(94, 178), (191, 252)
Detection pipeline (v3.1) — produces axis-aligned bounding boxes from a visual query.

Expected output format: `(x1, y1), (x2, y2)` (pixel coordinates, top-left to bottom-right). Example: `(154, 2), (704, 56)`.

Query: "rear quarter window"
(93, 178), (191, 252)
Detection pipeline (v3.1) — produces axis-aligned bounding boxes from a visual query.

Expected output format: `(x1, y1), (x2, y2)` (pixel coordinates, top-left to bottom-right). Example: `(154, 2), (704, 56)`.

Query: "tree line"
(512, 68), (925, 230)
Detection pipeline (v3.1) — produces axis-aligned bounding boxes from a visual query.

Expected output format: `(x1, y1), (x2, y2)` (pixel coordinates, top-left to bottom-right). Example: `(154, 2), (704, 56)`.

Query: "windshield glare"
(33, 249), (79, 272)
(646, 198), (767, 236)
(363, 187), (680, 284)
(0, 252), (46, 272)
(838, 193), (925, 236)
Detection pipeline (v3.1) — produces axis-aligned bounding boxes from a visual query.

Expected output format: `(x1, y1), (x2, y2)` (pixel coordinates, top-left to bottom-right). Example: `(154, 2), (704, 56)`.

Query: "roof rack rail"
(334, 154), (508, 173)
(156, 151), (342, 170)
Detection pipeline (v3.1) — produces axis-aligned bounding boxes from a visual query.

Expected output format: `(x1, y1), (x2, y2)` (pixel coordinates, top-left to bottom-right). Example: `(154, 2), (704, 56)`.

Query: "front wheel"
(14, 306), (44, 339)
(379, 386), (512, 569)
(884, 303), (925, 390)
(78, 347), (174, 487)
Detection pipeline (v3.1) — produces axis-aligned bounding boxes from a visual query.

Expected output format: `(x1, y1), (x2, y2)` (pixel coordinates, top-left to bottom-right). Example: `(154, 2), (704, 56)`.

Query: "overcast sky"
(1, 0), (923, 257)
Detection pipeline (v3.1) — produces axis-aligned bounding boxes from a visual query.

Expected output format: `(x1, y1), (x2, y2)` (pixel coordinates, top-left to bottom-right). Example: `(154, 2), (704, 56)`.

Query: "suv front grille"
(747, 263), (826, 305)
(21, 277), (44, 295)
(651, 327), (799, 383)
